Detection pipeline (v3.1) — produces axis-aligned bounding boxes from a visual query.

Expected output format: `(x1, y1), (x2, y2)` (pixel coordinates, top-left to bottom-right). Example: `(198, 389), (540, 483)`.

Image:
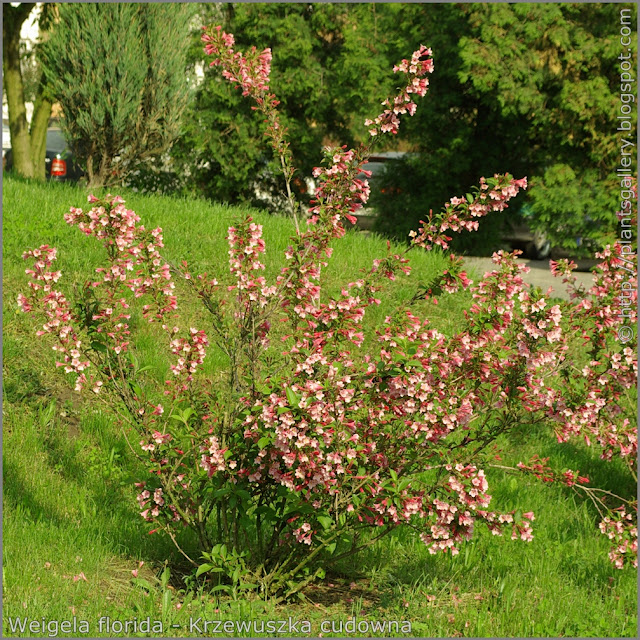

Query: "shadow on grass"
(3, 459), (68, 527)
(539, 438), (636, 498)
(4, 407), (195, 571)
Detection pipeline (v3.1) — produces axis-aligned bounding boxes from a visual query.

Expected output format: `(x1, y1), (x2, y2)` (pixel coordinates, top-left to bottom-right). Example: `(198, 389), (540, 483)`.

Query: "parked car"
(502, 206), (552, 260)
(350, 152), (409, 230)
(4, 127), (83, 181)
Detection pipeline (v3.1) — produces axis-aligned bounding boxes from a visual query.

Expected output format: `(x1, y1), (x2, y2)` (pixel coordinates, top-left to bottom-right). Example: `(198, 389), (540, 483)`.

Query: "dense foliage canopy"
(41, 2), (195, 188)
(171, 2), (635, 253)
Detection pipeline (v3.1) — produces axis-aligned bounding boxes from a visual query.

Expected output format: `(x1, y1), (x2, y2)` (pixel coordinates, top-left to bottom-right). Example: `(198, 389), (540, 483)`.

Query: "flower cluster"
(599, 506), (638, 569)
(169, 328), (209, 383)
(64, 194), (177, 323)
(203, 26), (272, 97)
(227, 218), (276, 308)
(19, 245), (93, 391)
(293, 522), (313, 545)
(200, 436), (232, 477)
(410, 175), (528, 251)
(548, 242), (637, 466)
(310, 147), (372, 227)
(201, 25), (293, 192)
(137, 484), (181, 524)
(365, 45), (434, 136)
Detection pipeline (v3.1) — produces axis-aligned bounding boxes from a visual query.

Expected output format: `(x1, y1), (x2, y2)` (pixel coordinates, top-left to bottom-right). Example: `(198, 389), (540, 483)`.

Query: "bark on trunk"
(85, 153), (108, 190)
(30, 82), (53, 180)
(3, 3), (53, 180)
(3, 3), (36, 178)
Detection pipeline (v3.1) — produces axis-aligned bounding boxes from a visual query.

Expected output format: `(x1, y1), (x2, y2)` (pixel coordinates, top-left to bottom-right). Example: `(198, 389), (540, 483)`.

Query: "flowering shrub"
(19, 26), (636, 596)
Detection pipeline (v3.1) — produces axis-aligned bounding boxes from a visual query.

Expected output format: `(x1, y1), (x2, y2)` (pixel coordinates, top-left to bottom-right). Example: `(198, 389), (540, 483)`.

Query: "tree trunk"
(86, 154), (96, 187)
(2, 3), (52, 180)
(29, 80), (52, 180)
(85, 152), (108, 190)
(3, 3), (36, 178)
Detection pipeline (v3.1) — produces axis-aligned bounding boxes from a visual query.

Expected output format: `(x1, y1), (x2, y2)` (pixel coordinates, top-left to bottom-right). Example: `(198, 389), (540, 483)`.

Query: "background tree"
(371, 3), (529, 254)
(172, 2), (400, 206)
(458, 2), (634, 252)
(3, 2), (57, 180)
(374, 3), (635, 255)
(40, 2), (196, 188)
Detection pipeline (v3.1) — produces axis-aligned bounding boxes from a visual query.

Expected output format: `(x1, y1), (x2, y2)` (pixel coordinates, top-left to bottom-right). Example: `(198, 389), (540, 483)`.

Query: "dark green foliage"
(369, 4), (524, 253)
(58, 1), (627, 255)
(41, 3), (196, 188)
(370, 3), (635, 253)
(528, 165), (616, 251)
(457, 2), (634, 252)
(172, 2), (401, 207)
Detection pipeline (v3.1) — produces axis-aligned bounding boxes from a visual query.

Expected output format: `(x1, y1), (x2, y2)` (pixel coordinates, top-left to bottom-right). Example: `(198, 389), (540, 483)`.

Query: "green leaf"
(161, 567), (170, 589)
(283, 504), (314, 520)
(257, 436), (271, 449)
(162, 588), (172, 615)
(131, 577), (154, 591)
(196, 563), (214, 577)
(317, 515), (333, 530)
(210, 584), (232, 593)
(285, 387), (300, 408)
(130, 383), (143, 399)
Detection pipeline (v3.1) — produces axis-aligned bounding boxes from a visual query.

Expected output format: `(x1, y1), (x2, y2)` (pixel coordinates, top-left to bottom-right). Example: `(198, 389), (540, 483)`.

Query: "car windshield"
(363, 162), (389, 179)
(47, 129), (68, 153)
(359, 153), (408, 180)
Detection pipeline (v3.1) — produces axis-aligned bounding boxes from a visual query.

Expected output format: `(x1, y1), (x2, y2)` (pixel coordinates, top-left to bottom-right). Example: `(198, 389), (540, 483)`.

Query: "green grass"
(3, 175), (637, 637)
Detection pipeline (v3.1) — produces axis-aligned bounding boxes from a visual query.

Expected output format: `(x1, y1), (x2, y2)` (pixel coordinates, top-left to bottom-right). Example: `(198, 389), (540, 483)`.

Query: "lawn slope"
(2, 176), (636, 637)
